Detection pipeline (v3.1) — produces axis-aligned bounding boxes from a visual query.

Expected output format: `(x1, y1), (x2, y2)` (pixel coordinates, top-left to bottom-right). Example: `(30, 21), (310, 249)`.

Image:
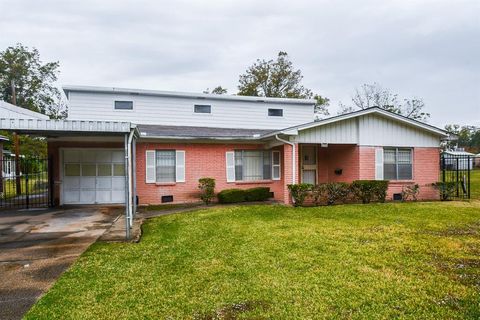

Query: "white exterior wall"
(291, 118), (358, 144)
(67, 92), (314, 130)
(358, 114), (440, 147)
(292, 114), (441, 147)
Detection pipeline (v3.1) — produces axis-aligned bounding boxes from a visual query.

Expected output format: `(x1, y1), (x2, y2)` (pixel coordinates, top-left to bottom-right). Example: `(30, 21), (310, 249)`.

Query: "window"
(194, 104), (211, 114)
(272, 151), (281, 180)
(82, 164), (96, 176)
(384, 148), (412, 180)
(113, 164), (125, 176)
(97, 164), (112, 176)
(65, 164), (80, 176)
(114, 101), (133, 110)
(156, 150), (176, 182)
(268, 108), (283, 117)
(234, 150), (271, 181)
(145, 150), (185, 183)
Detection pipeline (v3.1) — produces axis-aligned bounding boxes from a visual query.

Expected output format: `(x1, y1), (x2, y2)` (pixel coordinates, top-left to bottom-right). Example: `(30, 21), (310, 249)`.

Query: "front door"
(301, 145), (317, 184)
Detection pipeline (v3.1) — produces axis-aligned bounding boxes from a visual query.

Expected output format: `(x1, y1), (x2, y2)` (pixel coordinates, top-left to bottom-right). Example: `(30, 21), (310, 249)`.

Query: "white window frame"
(193, 104), (212, 115)
(268, 108), (284, 117)
(234, 150), (272, 182)
(113, 100), (134, 111)
(145, 150), (186, 183)
(383, 147), (413, 180)
(155, 150), (176, 183)
(272, 150), (281, 180)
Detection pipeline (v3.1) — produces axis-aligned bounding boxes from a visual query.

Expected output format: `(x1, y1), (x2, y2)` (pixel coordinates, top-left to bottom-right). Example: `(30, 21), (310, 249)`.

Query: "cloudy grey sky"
(1, 0), (479, 127)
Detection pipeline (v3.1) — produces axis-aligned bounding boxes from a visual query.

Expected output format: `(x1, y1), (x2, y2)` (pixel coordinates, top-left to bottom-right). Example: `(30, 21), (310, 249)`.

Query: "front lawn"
(26, 202), (480, 319)
(471, 169), (480, 200)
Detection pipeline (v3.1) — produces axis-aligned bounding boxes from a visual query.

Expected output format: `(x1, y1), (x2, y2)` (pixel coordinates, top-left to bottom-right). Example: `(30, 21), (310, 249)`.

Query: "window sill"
(155, 182), (176, 186)
(388, 180), (415, 184)
(234, 180), (274, 185)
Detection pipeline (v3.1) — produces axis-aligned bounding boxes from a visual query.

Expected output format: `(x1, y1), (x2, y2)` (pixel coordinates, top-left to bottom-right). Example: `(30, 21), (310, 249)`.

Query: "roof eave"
(62, 85), (316, 105)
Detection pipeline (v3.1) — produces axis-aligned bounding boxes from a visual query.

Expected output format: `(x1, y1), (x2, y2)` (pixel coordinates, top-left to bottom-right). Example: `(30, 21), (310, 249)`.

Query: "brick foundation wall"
(136, 142), (286, 205)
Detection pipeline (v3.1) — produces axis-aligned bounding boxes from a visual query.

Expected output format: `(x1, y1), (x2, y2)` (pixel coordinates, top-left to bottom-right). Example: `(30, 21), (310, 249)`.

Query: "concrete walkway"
(0, 206), (121, 320)
(100, 205), (204, 242)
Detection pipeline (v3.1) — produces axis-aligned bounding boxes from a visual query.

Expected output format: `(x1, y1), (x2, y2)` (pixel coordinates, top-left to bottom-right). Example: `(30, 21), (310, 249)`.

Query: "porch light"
(321, 143), (328, 148)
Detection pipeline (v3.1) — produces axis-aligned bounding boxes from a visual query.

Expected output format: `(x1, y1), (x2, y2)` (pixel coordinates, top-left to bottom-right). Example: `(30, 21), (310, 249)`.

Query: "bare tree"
(340, 82), (430, 121)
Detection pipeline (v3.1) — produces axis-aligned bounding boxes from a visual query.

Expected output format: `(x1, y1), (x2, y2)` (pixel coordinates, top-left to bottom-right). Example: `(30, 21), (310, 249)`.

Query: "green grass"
(2, 176), (47, 199)
(26, 202), (480, 319)
(471, 169), (480, 200)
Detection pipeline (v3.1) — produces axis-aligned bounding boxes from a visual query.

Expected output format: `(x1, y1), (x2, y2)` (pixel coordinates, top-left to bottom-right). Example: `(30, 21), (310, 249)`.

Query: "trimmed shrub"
(311, 184), (327, 206)
(245, 187), (271, 202)
(432, 182), (456, 201)
(198, 177), (216, 205)
(325, 182), (350, 205)
(288, 183), (313, 207)
(217, 189), (246, 204)
(401, 184), (420, 201)
(351, 180), (389, 203)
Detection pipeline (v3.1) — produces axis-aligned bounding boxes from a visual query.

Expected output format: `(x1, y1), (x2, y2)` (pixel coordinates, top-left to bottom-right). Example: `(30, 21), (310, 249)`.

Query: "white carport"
(0, 117), (139, 239)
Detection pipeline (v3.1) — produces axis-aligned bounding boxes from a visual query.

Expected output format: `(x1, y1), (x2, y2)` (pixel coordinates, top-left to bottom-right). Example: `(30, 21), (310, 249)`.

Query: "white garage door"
(62, 149), (125, 204)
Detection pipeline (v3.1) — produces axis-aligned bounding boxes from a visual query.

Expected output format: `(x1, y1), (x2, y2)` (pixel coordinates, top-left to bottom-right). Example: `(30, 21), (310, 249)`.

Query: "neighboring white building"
(442, 149), (475, 170)
(0, 101), (49, 120)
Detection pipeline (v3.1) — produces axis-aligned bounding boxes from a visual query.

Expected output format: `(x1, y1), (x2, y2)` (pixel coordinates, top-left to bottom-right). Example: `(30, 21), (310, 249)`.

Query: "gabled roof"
(63, 85), (316, 105)
(262, 107), (449, 138)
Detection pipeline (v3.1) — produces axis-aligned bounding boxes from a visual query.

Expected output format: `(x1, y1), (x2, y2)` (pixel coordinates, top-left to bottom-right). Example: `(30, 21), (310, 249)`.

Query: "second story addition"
(63, 86), (316, 130)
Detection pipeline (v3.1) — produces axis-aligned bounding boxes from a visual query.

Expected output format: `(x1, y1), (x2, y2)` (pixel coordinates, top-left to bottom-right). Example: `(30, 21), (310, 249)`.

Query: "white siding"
(358, 114), (440, 147)
(291, 118), (358, 144)
(67, 92), (314, 130)
(292, 114), (441, 147)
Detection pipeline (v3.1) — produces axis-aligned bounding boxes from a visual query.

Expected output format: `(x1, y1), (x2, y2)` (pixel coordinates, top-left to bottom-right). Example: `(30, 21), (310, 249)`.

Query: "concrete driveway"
(0, 206), (121, 320)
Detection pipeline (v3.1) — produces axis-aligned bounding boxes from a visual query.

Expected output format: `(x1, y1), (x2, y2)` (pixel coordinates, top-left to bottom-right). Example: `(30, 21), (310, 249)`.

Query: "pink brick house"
(1, 86), (450, 214)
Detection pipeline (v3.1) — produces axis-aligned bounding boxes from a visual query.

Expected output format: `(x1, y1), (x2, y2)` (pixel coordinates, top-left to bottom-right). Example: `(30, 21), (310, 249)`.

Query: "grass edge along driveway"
(26, 201), (480, 319)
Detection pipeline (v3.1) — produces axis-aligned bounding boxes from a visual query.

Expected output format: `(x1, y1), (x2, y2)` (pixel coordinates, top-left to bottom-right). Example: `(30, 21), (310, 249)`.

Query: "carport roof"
(0, 118), (137, 136)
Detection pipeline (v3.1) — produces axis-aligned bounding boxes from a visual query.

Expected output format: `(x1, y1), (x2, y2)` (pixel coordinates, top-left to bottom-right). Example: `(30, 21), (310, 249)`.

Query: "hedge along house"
(0, 86), (450, 222)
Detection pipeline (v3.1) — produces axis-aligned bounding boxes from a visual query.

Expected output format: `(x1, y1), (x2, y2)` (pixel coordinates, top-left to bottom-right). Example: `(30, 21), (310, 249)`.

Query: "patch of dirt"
(432, 253), (480, 287)
(435, 293), (461, 310)
(0, 262), (24, 272)
(430, 222), (480, 237)
(194, 300), (270, 320)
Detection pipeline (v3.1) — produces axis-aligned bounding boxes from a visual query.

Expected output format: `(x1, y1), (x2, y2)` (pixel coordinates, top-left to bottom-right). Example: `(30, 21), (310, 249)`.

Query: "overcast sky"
(1, 0), (479, 127)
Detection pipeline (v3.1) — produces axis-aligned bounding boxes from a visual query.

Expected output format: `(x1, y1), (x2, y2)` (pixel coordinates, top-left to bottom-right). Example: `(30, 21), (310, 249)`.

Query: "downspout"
(275, 134), (296, 185)
(124, 134), (130, 240)
(127, 128), (135, 229)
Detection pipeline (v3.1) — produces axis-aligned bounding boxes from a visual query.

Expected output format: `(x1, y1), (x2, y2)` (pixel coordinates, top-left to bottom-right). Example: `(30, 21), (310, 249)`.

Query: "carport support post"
(124, 134), (130, 240)
(132, 137), (137, 218)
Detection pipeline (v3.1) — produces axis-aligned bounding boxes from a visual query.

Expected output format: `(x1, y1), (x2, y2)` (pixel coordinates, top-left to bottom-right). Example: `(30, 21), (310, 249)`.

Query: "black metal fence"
(0, 157), (53, 209)
(440, 153), (472, 199)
